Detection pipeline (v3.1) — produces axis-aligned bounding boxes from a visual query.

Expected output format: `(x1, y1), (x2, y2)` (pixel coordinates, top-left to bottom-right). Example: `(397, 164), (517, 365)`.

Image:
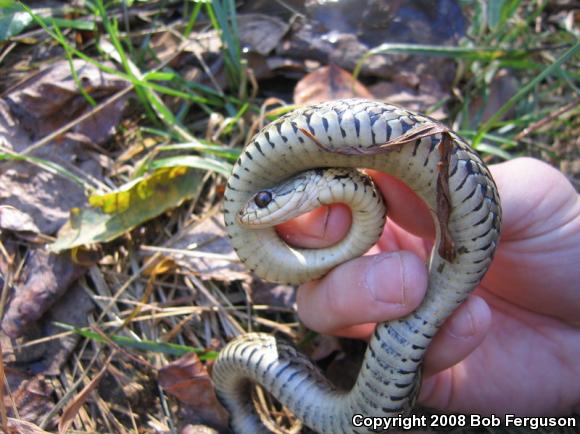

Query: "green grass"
(354, 1), (578, 161)
(55, 322), (219, 360)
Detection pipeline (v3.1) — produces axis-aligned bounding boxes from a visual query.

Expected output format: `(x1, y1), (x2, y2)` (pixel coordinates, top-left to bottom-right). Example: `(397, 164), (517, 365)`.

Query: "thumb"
(297, 251), (428, 336)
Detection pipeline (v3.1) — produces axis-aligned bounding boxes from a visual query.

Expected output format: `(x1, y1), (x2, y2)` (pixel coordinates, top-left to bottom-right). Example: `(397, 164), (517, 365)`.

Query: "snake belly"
(213, 99), (502, 434)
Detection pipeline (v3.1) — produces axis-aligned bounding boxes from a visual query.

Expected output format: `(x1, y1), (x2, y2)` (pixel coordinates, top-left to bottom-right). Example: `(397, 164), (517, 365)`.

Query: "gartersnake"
(213, 99), (501, 433)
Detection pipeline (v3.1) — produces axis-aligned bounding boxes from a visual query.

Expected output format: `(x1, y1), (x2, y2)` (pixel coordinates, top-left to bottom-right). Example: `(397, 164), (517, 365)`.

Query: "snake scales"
(213, 99), (501, 433)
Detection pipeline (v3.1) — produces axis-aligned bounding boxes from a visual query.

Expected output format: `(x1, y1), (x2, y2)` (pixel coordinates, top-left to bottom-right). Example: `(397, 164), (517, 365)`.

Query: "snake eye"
(254, 191), (272, 208)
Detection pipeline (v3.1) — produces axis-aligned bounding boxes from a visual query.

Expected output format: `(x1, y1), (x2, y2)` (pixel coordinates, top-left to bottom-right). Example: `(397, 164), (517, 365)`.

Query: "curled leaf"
(159, 353), (229, 431)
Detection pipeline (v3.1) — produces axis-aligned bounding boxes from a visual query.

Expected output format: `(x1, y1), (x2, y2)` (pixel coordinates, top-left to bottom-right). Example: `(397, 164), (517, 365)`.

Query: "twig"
(20, 86), (132, 156)
(515, 97), (580, 140)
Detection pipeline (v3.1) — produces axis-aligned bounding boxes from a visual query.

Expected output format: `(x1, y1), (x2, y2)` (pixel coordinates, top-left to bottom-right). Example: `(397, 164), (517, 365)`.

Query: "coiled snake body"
(213, 99), (501, 433)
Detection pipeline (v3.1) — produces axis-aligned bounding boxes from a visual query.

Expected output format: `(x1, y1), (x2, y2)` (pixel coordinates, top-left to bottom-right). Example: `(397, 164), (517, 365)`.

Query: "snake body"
(213, 99), (501, 433)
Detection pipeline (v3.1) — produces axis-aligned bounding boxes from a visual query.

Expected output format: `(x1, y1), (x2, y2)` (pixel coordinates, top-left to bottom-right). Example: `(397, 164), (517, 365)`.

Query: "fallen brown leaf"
(2, 60), (127, 147)
(237, 13), (290, 56)
(304, 334), (341, 362)
(0, 206), (40, 234)
(181, 424), (220, 434)
(158, 353), (229, 431)
(280, 1), (465, 88)
(293, 64), (373, 105)
(249, 279), (296, 309)
(370, 80), (448, 120)
(435, 132), (456, 262)
(3, 372), (56, 430)
(0, 59), (129, 235)
(12, 284), (95, 376)
(167, 214), (250, 283)
(2, 249), (85, 338)
(469, 69), (519, 127)
(0, 163), (88, 237)
(326, 339), (366, 391)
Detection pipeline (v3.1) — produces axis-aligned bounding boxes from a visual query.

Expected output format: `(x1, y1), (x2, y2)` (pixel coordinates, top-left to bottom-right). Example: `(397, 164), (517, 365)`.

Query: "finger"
(422, 295), (491, 377)
(276, 171), (436, 249)
(367, 170), (434, 239)
(276, 204), (351, 248)
(483, 158), (580, 325)
(487, 157), (579, 240)
(296, 251), (428, 334)
(377, 219), (431, 259)
(318, 290), (490, 348)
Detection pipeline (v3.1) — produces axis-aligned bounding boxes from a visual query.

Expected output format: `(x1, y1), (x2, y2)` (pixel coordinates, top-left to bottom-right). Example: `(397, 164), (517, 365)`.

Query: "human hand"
(276, 157), (580, 416)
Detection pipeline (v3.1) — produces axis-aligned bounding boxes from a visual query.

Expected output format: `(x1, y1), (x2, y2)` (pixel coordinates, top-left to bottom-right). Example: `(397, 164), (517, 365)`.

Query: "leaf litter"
(0, 59), (129, 235)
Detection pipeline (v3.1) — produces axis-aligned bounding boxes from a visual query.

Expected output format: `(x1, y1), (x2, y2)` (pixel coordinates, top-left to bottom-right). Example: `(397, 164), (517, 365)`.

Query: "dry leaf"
(306, 334), (341, 362)
(2, 60), (127, 147)
(281, 1), (465, 87)
(0, 206), (40, 234)
(0, 162), (89, 236)
(1, 249), (85, 338)
(469, 69), (519, 126)
(58, 355), (112, 434)
(13, 284), (95, 375)
(183, 31), (222, 58)
(237, 13), (290, 56)
(326, 339), (366, 391)
(0, 60), (129, 235)
(250, 279), (296, 309)
(170, 215), (250, 282)
(4, 372), (56, 429)
(369, 80), (448, 120)
(158, 353), (229, 431)
(293, 64), (373, 105)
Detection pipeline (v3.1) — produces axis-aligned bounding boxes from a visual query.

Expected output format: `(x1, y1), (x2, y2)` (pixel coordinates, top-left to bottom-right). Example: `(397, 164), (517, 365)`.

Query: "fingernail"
(365, 253), (406, 305)
(447, 301), (476, 339)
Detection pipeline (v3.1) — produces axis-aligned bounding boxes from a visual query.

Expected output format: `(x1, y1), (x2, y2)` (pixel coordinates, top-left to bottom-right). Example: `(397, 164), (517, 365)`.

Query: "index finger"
(276, 171), (434, 248)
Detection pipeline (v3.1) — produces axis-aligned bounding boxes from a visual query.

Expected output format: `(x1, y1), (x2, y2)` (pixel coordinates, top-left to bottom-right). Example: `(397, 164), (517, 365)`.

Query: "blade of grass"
(54, 322), (218, 360)
(472, 41), (579, 145)
(487, 0), (523, 33)
(206, 0), (246, 105)
(183, 0), (204, 38)
(459, 130), (518, 148)
(44, 16), (95, 31)
(0, 148), (92, 189)
(96, 28), (198, 142)
(354, 43), (533, 79)
(52, 21), (97, 106)
(158, 142), (241, 162)
(92, 0), (158, 123)
(17, 2), (230, 110)
(472, 143), (513, 160)
(147, 155), (233, 178)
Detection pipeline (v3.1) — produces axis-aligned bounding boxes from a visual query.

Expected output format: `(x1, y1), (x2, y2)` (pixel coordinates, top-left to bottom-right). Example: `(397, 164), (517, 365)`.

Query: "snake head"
(236, 170), (325, 228)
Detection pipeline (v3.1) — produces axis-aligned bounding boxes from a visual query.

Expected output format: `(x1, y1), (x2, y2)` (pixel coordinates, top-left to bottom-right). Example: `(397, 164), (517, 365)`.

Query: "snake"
(212, 99), (501, 434)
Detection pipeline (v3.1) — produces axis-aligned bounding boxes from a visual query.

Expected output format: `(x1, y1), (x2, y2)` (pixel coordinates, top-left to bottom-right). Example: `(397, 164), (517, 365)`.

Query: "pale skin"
(276, 157), (580, 416)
